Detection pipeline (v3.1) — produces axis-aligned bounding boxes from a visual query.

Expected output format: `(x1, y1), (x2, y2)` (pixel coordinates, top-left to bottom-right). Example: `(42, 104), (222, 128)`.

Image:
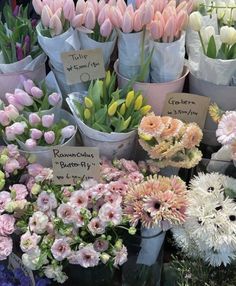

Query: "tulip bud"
(5, 126), (16, 141)
(44, 131), (55, 144)
(29, 113), (41, 126)
(100, 253), (110, 264)
(134, 95), (143, 110)
(119, 103), (126, 116)
(140, 105), (152, 115)
(31, 184), (41, 195)
(14, 89), (34, 106)
(49, 14), (63, 37)
(32, 0), (44, 15)
(189, 11), (202, 32)
(84, 7), (96, 30)
(42, 114), (54, 128)
(105, 71), (111, 88)
(108, 102), (118, 116)
(84, 109), (91, 120)
(72, 14), (84, 29)
(123, 116), (131, 129)
(23, 79), (35, 95)
(0, 155), (8, 165)
(0, 170), (5, 180)
(61, 126), (76, 139)
(41, 5), (52, 28)
(200, 26), (215, 45)
(5, 93), (24, 111)
(133, 10), (143, 32)
(25, 138), (37, 149)
(63, 0), (75, 21)
(220, 26), (236, 45)
(125, 91), (134, 108)
(48, 93), (61, 106)
(30, 128), (43, 140)
(121, 10), (133, 33)
(0, 111), (10, 126)
(76, 0), (86, 14)
(4, 105), (19, 120)
(109, 6), (122, 29)
(10, 122), (26, 135)
(31, 87), (43, 99)
(84, 97), (93, 108)
(100, 18), (112, 38)
(150, 20), (164, 41)
(117, 0), (126, 14)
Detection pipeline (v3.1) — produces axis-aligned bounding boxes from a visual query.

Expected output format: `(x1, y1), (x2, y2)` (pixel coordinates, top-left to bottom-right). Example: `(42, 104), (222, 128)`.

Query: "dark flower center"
(215, 206), (222, 211)
(229, 215), (236, 221)
(207, 187), (214, 192)
(154, 202), (161, 210)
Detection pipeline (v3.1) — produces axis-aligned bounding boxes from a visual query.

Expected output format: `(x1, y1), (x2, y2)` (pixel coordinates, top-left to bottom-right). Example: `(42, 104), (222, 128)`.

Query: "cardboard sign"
(8, 253), (35, 286)
(52, 146), (100, 185)
(162, 93), (211, 129)
(61, 48), (105, 84)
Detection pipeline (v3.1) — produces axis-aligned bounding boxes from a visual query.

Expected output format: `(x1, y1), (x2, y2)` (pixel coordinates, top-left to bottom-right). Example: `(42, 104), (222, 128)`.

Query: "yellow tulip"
(123, 116), (131, 129)
(84, 97), (93, 108)
(119, 103), (126, 116)
(108, 101), (118, 116)
(105, 71), (111, 87)
(84, 108), (91, 120)
(140, 105), (152, 115)
(134, 95), (143, 110)
(139, 132), (153, 141)
(125, 91), (135, 107)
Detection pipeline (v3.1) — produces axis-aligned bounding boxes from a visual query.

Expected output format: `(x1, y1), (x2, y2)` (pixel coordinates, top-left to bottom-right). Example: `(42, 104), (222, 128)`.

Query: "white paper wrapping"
(78, 30), (117, 68)
(137, 226), (165, 266)
(118, 30), (150, 80)
(206, 145), (232, 173)
(150, 33), (185, 83)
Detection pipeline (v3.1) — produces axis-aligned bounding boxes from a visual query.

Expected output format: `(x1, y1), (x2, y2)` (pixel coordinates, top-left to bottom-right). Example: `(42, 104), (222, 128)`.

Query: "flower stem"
(198, 31), (206, 55)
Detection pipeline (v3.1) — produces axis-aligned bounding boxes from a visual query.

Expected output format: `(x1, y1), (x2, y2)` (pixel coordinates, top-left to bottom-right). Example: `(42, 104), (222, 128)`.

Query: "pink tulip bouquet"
(149, 1), (189, 82)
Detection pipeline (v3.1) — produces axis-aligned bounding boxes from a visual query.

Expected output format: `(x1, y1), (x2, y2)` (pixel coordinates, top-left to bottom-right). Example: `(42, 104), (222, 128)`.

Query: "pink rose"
(51, 238), (71, 261)
(10, 184), (28, 200)
(0, 214), (15, 236)
(0, 236), (13, 260)
(0, 192), (11, 214)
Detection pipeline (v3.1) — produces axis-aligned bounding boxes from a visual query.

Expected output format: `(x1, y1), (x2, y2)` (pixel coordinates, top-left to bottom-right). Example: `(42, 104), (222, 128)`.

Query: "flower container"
(67, 93), (137, 160)
(189, 72), (236, 146)
(114, 60), (189, 115)
(0, 60), (46, 104)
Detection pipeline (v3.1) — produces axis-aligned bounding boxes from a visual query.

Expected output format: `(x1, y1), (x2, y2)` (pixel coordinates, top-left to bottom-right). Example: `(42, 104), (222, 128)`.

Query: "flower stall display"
(138, 113), (203, 169)
(0, 4), (46, 102)
(72, 0), (117, 68)
(5, 71), (62, 118)
(67, 71), (151, 159)
(172, 172), (236, 267)
(122, 174), (188, 286)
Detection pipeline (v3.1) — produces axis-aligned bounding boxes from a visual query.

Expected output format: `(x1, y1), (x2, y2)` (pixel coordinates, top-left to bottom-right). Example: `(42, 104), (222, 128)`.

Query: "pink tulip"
(133, 10), (143, 32)
(98, 4), (110, 26)
(72, 14), (84, 28)
(29, 113), (41, 126)
(48, 92), (61, 106)
(44, 131), (55, 144)
(163, 16), (176, 42)
(117, 0), (127, 14)
(23, 79), (35, 95)
(5, 93), (24, 111)
(121, 10), (133, 33)
(63, 0), (75, 21)
(84, 7), (96, 30)
(126, 4), (134, 18)
(140, 3), (154, 25)
(153, 0), (167, 13)
(5, 126), (16, 141)
(100, 18), (113, 38)
(52, 0), (64, 13)
(30, 128), (43, 140)
(76, 0), (86, 14)
(109, 6), (123, 29)
(162, 6), (176, 23)
(154, 11), (165, 28)
(32, 0), (44, 15)
(42, 114), (54, 128)
(25, 139), (37, 149)
(176, 10), (188, 36)
(167, 0), (176, 8)
(61, 125), (75, 139)
(176, 1), (187, 13)
(150, 20), (164, 40)
(187, 0), (194, 14)
(135, 0), (144, 9)
(0, 111), (10, 127)
(10, 122), (26, 135)
(49, 14), (63, 36)
(87, 0), (99, 16)
(55, 7), (62, 19)
(14, 89), (34, 106)
(4, 105), (19, 120)
(31, 87), (43, 99)
(41, 5), (52, 27)
(108, 0), (116, 5)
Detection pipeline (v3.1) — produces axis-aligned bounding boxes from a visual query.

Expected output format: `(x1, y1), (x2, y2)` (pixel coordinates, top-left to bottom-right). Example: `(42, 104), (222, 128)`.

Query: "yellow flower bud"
(139, 132), (153, 141)
(0, 179), (5, 190)
(140, 105), (152, 115)
(124, 116), (131, 129)
(108, 101), (118, 116)
(125, 91), (135, 108)
(0, 170), (4, 180)
(84, 109), (91, 120)
(105, 71), (111, 87)
(84, 97), (93, 108)
(31, 184), (41, 195)
(0, 155), (8, 165)
(119, 103), (126, 116)
(100, 253), (110, 264)
(134, 95), (143, 110)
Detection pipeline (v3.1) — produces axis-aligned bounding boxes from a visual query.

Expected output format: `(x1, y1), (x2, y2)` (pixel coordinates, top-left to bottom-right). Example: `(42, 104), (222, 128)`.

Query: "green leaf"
(91, 80), (103, 110)
(94, 106), (107, 124)
(206, 35), (217, 59)
(227, 42), (236, 59)
(92, 122), (112, 133)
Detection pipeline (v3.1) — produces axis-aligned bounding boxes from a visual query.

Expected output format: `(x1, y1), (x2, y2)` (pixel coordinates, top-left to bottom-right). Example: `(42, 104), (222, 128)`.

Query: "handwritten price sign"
(61, 48), (105, 84)
(52, 147), (100, 185)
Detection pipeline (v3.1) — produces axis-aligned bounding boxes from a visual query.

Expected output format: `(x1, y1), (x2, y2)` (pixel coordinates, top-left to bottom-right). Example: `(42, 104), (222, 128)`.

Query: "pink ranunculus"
(61, 126), (75, 139)
(27, 163), (44, 177)
(107, 181), (128, 195)
(127, 171), (144, 184)
(88, 217), (106, 236)
(44, 131), (55, 144)
(37, 191), (57, 212)
(4, 105), (19, 120)
(4, 159), (20, 174)
(0, 236), (13, 260)
(5, 126), (16, 141)
(0, 110), (10, 127)
(81, 179), (98, 190)
(42, 114), (54, 128)
(69, 190), (88, 209)
(120, 159), (139, 172)
(20, 231), (41, 252)
(31, 87), (43, 99)
(29, 113), (41, 126)
(93, 238), (109, 252)
(51, 238), (71, 261)
(98, 203), (122, 225)
(7, 144), (19, 157)
(0, 192), (11, 214)
(104, 192), (122, 205)
(48, 92), (61, 106)
(23, 79), (35, 94)
(75, 244), (99, 267)
(25, 138), (37, 149)
(30, 128), (43, 140)
(17, 155), (28, 169)
(0, 214), (15, 236)
(57, 203), (76, 224)
(114, 245), (128, 267)
(62, 187), (72, 198)
(74, 212), (84, 228)
(29, 211), (48, 234)
(14, 89), (34, 106)
(10, 184), (28, 200)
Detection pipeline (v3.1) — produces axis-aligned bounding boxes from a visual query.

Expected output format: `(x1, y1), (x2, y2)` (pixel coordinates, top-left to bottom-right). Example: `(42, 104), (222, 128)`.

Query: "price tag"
(61, 48), (105, 84)
(162, 93), (211, 129)
(52, 146), (100, 185)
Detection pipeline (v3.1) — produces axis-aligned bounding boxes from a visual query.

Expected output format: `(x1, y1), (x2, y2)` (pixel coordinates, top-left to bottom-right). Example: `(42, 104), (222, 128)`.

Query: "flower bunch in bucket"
(138, 113), (203, 169)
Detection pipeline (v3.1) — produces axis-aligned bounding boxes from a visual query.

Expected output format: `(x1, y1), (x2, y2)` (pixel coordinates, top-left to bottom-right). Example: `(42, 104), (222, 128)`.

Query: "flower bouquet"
(67, 71), (151, 159)
(138, 113), (203, 169)
(172, 172), (236, 267)
(72, 0), (117, 68)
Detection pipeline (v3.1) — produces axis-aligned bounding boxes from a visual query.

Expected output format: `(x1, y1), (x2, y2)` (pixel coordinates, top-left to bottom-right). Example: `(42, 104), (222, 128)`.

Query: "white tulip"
(223, 8), (231, 24)
(200, 26), (216, 44)
(189, 11), (202, 31)
(220, 26), (236, 45)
